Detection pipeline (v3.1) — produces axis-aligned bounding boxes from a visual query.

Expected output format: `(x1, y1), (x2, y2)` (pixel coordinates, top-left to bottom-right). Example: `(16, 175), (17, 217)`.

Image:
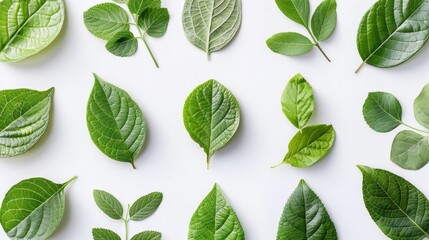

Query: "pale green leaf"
(266, 32), (313, 56)
(363, 92), (402, 133)
(0, 177), (76, 240)
(106, 31), (138, 57)
(311, 0), (337, 41)
(182, 0), (242, 56)
(0, 88), (54, 157)
(128, 0), (160, 14)
(281, 74), (314, 129)
(138, 8), (170, 38)
(391, 130), (429, 170)
(414, 83), (429, 130)
(277, 180), (337, 240)
(87, 74), (146, 169)
(0, 0), (65, 62)
(275, 0), (310, 27)
(129, 192), (163, 221)
(183, 80), (240, 168)
(92, 228), (121, 240)
(93, 190), (123, 220)
(188, 184), (245, 240)
(131, 231), (162, 240)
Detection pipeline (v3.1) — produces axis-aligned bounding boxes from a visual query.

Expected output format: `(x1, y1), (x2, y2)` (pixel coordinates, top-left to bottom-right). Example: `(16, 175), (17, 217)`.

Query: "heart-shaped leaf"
(93, 190), (124, 220)
(188, 184), (245, 240)
(106, 31), (138, 57)
(311, 0), (337, 41)
(363, 92), (402, 133)
(0, 88), (54, 157)
(92, 228), (121, 240)
(131, 231), (162, 240)
(129, 192), (163, 221)
(138, 8), (170, 38)
(414, 83), (429, 130)
(87, 74), (146, 169)
(0, 177), (76, 240)
(266, 32), (314, 56)
(277, 180), (337, 240)
(182, 0), (242, 56)
(183, 80), (240, 168)
(275, 0), (310, 27)
(391, 130), (429, 170)
(358, 166), (429, 239)
(0, 0), (65, 62)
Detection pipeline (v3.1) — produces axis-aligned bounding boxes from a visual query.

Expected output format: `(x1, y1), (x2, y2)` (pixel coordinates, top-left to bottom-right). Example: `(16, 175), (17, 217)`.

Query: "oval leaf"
(0, 177), (75, 240)
(281, 74), (314, 129)
(0, 0), (65, 62)
(131, 231), (162, 240)
(391, 130), (429, 170)
(106, 31), (138, 57)
(92, 228), (121, 240)
(283, 124), (335, 168)
(128, 0), (160, 14)
(414, 83), (429, 130)
(363, 92), (402, 133)
(129, 192), (163, 221)
(357, 0), (429, 69)
(275, 0), (310, 27)
(358, 166), (429, 239)
(0, 88), (54, 157)
(311, 0), (337, 41)
(93, 190), (123, 220)
(266, 32), (313, 56)
(183, 79), (240, 168)
(84, 3), (130, 40)
(87, 74), (146, 169)
(277, 180), (337, 240)
(182, 0), (242, 56)
(188, 184), (245, 240)
(138, 8), (170, 38)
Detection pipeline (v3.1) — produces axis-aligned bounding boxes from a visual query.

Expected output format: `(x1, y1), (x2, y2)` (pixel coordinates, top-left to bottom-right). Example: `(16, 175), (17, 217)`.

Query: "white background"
(1, 0), (429, 239)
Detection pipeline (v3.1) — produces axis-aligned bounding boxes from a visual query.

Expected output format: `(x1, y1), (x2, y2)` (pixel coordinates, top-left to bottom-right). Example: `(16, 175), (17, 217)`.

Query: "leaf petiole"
(306, 27), (331, 62)
(271, 162), (284, 168)
(401, 122), (429, 134)
(131, 14), (160, 68)
(122, 204), (131, 240)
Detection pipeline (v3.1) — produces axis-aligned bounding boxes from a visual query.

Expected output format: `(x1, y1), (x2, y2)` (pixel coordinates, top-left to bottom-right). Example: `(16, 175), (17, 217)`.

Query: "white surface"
(1, 0), (429, 239)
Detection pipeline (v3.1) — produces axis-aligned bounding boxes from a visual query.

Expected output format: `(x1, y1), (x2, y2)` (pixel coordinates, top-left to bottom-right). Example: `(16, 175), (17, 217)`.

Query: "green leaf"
(131, 231), (162, 240)
(414, 83), (429, 130)
(138, 8), (170, 38)
(391, 130), (429, 170)
(84, 3), (130, 40)
(92, 228), (121, 240)
(363, 92), (402, 133)
(277, 180), (337, 240)
(93, 190), (123, 220)
(266, 32), (313, 56)
(106, 31), (138, 57)
(183, 80), (240, 168)
(283, 124), (335, 168)
(311, 0), (337, 41)
(183, 0), (242, 56)
(128, 0), (160, 15)
(358, 166), (429, 239)
(0, 0), (65, 62)
(129, 192), (163, 221)
(0, 88), (54, 157)
(356, 0), (429, 70)
(0, 177), (76, 240)
(281, 74), (314, 129)
(188, 184), (245, 240)
(275, 0), (310, 27)
(87, 74), (146, 169)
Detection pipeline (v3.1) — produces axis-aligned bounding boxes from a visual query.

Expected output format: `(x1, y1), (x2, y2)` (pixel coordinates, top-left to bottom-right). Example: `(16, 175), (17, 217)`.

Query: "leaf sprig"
(92, 190), (163, 240)
(267, 0), (337, 62)
(84, 0), (170, 68)
(363, 84), (429, 170)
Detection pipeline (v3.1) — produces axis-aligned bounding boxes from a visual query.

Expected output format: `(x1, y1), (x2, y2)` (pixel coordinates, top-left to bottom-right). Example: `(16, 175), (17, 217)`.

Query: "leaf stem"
(64, 176), (78, 186)
(355, 61), (365, 73)
(271, 162), (284, 169)
(132, 14), (159, 68)
(306, 27), (331, 62)
(401, 122), (429, 134)
(206, 154), (211, 170)
(123, 205), (131, 240)
(131, 161), (136, 169)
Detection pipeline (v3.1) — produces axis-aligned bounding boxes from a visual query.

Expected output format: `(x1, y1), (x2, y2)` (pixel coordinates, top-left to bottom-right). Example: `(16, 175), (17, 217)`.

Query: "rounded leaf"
(414, 83), (429, 130)
(391, 130), (429, 170)
(128, 0), (160, 14)
(138, 8), (170, 38)
(106, 31), (138, 57)
(363, 92), (402, 133)
(266, 32), (313, 56)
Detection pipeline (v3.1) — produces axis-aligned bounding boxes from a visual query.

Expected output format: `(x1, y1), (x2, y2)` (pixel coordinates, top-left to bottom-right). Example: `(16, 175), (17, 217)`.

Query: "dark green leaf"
(414, 83), (429, 130)
(84, 3), (129, 40)
(106, 31), (138, 57)
(92, 228), (121, 240)
(129, 192), (163, 221)
(138, 8), (170, 37)
(311, 0), (337, 41)
(266, 32), (313, 56)
(391, 130), (429, 170)
(275, 0), (310, 27)
(363, 92), (402, 133)
(93, 190), (123, 220)
(128, 0), (160, 14)
(131, 231), (162, 240)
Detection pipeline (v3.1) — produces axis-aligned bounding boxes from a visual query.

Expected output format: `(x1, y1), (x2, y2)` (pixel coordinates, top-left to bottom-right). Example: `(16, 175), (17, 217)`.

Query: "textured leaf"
(267, 32), (313, 56)
(358, 166), (429, 239)
(275, 0), (310, 27)
(357, 0), (429, 69)
(281, 74), (314, 129)
(0, 177), (75, 240)
(92, 228), (121, 240)
(84, 3), (129, 40)
(93, 190), (123, 220)
(129, 192), (163, 221)
(128, 0), (160, 14)
(391, 130), (429, 170)
(363, 92), (402, 133)
(183, 79), (240, 168)
(188, 184), (245, 240)
(0, 0), (65, 62)
(138, 8), (170, 37)
(277, 180), (337, 240)
(131, 231), (162, 240)
(414, 83), (429, 130)
(284, 124), (335, 168)
(311, 0), (337, 41)
(0, 88), (54, 157)
(106, 31), (138, 57)
(87, 74), (146, 169)
(182, 0), (242, 56)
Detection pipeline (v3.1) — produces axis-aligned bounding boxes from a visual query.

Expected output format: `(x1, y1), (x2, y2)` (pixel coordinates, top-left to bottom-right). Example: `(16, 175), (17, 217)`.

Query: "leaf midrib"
(286, 126), (331, 160)
(205, 0), (216, 53)
(370, 95), (402, 124)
